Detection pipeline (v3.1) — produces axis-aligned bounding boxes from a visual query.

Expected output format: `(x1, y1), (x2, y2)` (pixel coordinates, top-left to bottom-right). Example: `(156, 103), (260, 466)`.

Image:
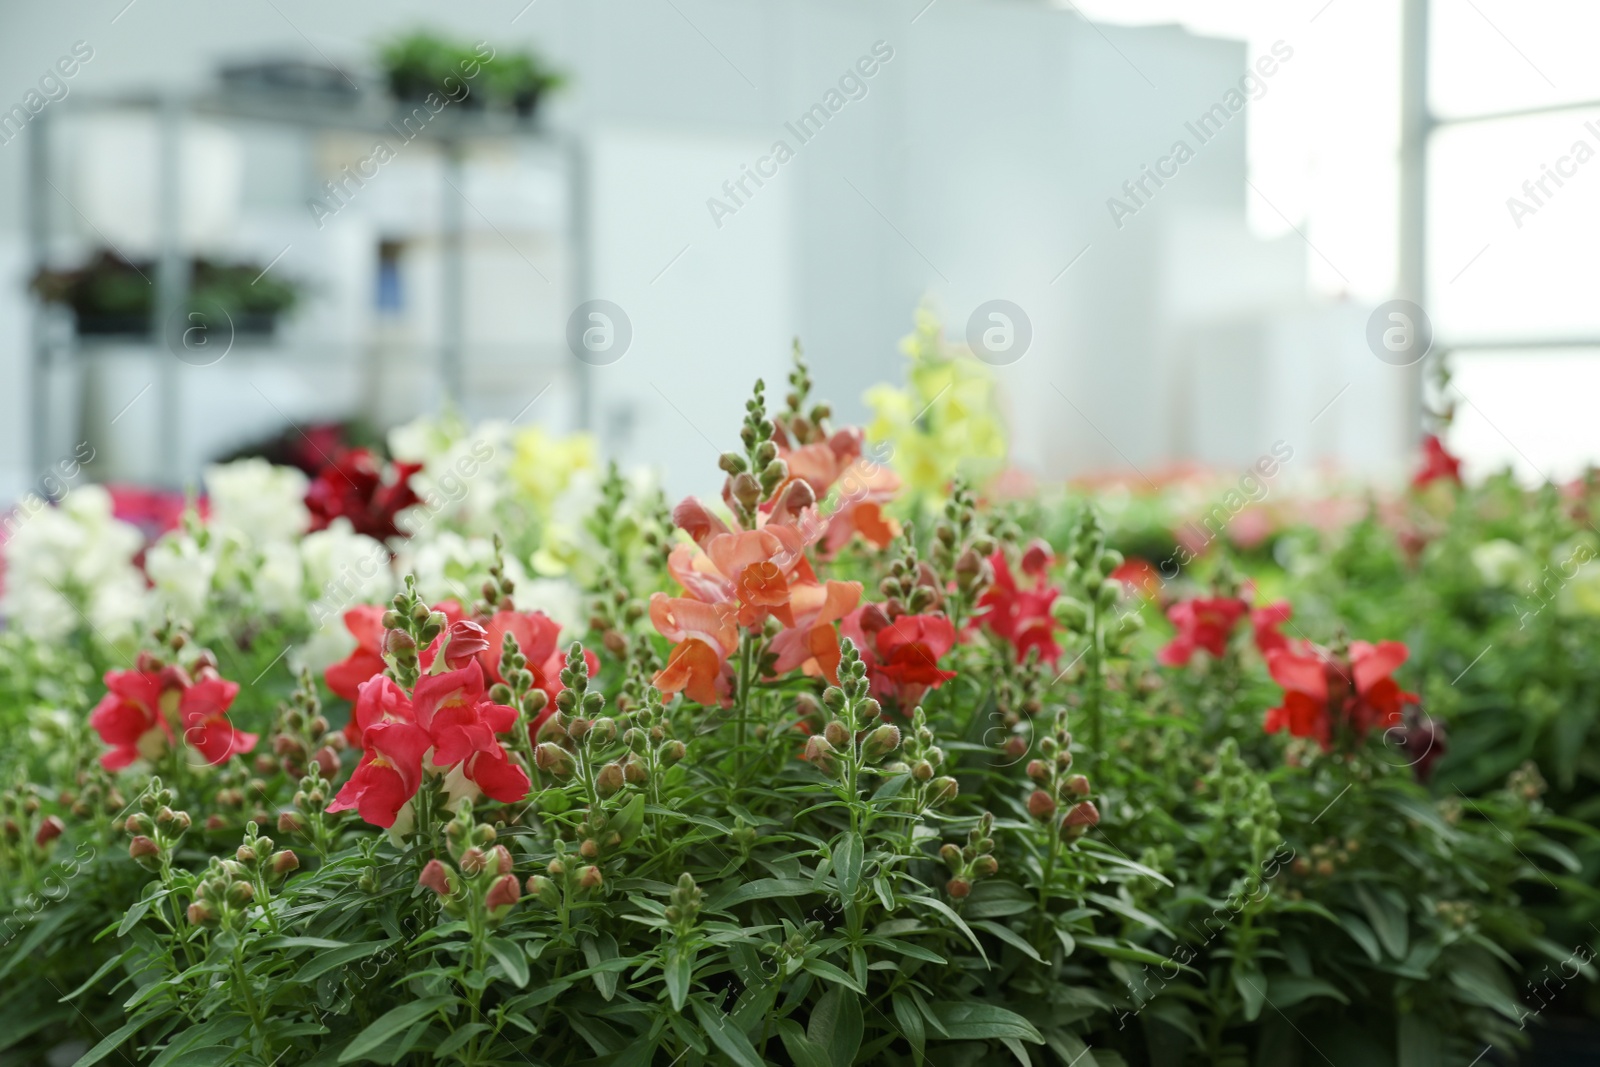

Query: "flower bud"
(1002, 735), (1028, 759)
(863, 724), (901, 760)
(1064, 774), (1091, 796)
(124, 814), (155, 838)
(930, 777), (959, 803)
(596, 762), (625, 797)
(946, 877), (972, 899)
(34, 815), (64, 847)
(803, 735), (838, 772)
(419, 859), (454, 897)
(187, 900), (217, 927)
(525, 874), (557, 902)
(460, 848), (488, 876)
(1027, 790), (1057, 820)
(577, 865), (604, 890)
(972, 855), (999, 877)
(270, 850), (300, 878)
(661, 740), (687, 764)
(235, 845), (258, 866)
(1025, 759), (1049, 784)
(277, 812), (305, 834)
(486, 874), (522, 915)
(129, 835), (161, 867)
(534, 743), (574, 777)
(1062, 800), (1101, 839)
(939, 843), (963, 871)
(227, 881), (255, 907)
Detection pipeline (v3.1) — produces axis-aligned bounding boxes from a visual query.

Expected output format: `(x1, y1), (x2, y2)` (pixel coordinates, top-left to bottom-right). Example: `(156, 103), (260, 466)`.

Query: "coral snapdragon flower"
(976, 547), (1061, 666)
(650, 596), (739, 706)
(1263, 640), (1419, 750)
(1412, 434), (1462, 489)
(766, 579), (863, 685)
(305, 447), (422, 542)
(89, 661), (256, 770)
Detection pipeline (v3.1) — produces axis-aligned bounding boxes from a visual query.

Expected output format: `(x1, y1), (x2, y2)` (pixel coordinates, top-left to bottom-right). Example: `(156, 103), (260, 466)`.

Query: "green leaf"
(1268, 975), (1349, 1009)
(580, 932), (621, 999)
(800, 956), (866, 994)
(487, 936), (530, 989)
(1336, 912), (1383, 963)
(338, 995), (456, 1062)
(433, 1023), (490, 1058)
(71, 1015), (147, 1067)
(1355, 885), (1409, 960)
(973, 920), (1043, 963)
(834, 831), (864, 901)
(1234, 970), (1267, 1023)
(963, 881), (1037, 919)
(293, 940), (394, 983)
(776, 1019), (833, 1067)
(903, 896), (989, 967)
(612, 793), (646, 846)
(690, 1000), (766, 1067)
(808, 987), (864, 1067)
(892, 993), (926, 1066)
(665, 945), (696, 1012)
(708, 878), (816, 912)
(1397, 1013), (1442, 1067)
(60, 947), (135, 1002)
(927, 1002), (1043, 1043)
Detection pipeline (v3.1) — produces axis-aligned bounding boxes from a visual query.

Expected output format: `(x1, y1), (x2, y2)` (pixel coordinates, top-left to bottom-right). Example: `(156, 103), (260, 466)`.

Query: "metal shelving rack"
(25, 85), (591, 483)
(1398, 0), (1599, 436)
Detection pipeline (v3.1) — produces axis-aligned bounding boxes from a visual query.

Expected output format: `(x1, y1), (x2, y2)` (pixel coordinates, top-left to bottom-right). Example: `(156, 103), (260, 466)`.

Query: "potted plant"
(31, 252), (301, 339)
(485, 51), (565, 118)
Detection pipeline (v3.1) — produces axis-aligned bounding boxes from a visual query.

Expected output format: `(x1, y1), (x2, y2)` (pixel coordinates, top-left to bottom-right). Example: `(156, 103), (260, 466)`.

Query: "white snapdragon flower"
(389, 414), (511, 539)
(397, 531), (527, 608)
(204, 458), (310, 544)
(145, 530), (218, 621)
(298, 519), (393, 667)
(2, 486), (149, 642)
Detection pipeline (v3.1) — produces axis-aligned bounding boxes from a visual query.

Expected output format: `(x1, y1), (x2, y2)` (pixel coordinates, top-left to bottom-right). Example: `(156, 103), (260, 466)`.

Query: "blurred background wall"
(0, 0), (1591, 502)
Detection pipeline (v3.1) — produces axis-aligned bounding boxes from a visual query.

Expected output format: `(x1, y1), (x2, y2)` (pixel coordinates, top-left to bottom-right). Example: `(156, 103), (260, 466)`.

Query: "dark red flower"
(89, 663), (256, 770)
(1158, 596), (1249, 666)
(1263, 640), (1419, 750)
(1412, 434), (1462, 489)
(976, 551), (1061, 666)
(305, 448), (422, 542)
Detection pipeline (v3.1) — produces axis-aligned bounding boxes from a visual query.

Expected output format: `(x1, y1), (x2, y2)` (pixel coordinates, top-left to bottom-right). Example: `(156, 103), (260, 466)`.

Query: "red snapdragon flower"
(976, 547), (1061, 666)
(1412, 434), (1462, 489)
(842, 605), (958, 708)
(1110, 558), (1161, 601)
(328, 676), (432, 828)
(89, 661), (256, 770)
(1263, 640), (1419, 750)
(411, 666), (531, 805)
(767, 579), (863, 685)
(481, 608), (598, 725)
(1250, 600), (1294, 656)
(327, 664), (531, 829)
(326, 602), (471, 739)
(305, 447), (422, 542)
(1157, 596), (1249, 666)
